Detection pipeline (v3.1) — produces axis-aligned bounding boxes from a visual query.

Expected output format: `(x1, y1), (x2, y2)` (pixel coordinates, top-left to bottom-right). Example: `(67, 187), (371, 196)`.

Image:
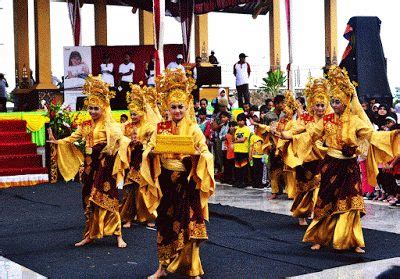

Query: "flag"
(67, 0), (81, 46)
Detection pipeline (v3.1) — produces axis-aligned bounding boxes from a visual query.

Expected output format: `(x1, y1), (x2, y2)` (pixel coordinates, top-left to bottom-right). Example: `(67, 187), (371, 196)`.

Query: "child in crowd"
(223, 121), (237, 184)
(233, 113), (251, 188)
(249, 124), (265, 188)
(197, 108), (212, 150)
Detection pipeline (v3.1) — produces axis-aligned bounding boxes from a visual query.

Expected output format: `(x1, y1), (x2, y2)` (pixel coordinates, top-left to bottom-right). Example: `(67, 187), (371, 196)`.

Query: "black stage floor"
(1, 183), (399, 278)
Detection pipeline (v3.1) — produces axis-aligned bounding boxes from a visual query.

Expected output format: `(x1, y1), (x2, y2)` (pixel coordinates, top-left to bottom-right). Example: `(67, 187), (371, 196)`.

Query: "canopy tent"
(56, 0), (272, 16)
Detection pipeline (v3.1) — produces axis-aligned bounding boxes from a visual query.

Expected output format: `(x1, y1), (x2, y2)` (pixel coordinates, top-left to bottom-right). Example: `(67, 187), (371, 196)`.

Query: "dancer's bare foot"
(354, 247), (365, 254)
(147, 266), (168, 278)
(311, 244), (321, 250)
(117, 235), (127, 248)
(74, 237), (92, 247)
(268, 193), (278, 200)
(123, 221), (132, 228)
(298, 218), (308, 226)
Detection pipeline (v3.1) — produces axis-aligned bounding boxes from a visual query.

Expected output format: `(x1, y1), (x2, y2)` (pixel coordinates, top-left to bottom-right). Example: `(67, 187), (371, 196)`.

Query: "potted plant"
(260, 69), (287, 97)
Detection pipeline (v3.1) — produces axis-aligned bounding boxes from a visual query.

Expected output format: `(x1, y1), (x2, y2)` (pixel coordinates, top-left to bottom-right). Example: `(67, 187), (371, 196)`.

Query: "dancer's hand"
(47, 128), (58, 144)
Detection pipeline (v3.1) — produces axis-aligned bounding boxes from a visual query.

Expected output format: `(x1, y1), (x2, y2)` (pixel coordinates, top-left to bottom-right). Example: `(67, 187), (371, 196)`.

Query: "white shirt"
(166, 62), (185, 72)
(147, 69), (155, 86)
(119, 62), (135, 82)
(100, 63), (114, 86)
(234, 62), (250, 86)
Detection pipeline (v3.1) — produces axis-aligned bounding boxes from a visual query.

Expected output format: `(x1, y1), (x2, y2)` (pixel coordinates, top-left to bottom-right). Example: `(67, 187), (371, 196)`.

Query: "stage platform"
(0, 111), (129, 146)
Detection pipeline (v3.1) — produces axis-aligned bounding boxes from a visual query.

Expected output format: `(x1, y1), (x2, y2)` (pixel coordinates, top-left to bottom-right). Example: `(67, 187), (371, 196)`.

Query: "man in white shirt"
(166, 54), (185, 73)
(100, 53), (114, 87)
(116, 53), (135, 109)
(233, 53), (251, 108)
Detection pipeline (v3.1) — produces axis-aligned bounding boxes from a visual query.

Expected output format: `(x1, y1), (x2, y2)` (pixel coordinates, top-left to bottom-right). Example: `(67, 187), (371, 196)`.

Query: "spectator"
(218, 111), (231, 182)
(374, 104), (389, 130)
(99, 54), (114, 88)
(249, 125), (265, 188)
(145, 55), (155, 87)
(264, 95), (285, 125)
(117, 52), (135, 109)
(222, 121), (237, 185)
(191, 56), (202, 102)
(197, 108), (212, 150)
(167, 54), (185, 72)
(120, 114), (128, 123)
(208, 50), (219, 65)
(233, 113), (251, 188)
(0, 73), (8, 112)
(200, 98), (208, 110)
(233, 53), (251, 108)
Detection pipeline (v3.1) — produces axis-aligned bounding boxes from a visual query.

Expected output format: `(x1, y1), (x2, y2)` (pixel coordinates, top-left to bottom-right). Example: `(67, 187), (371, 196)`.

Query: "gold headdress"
(327, 65), (356, 105)
(283, 90), (299, 117)
(83, 74), (115, 108)
(155, 69), (196, 109)
(303, 77), (330, 115)
(126, 83), (146, 116)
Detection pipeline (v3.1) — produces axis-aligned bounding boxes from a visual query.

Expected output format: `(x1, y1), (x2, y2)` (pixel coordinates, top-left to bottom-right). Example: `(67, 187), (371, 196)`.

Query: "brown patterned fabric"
(156, 167), (208, 264)
(314, 155), (365, 220)
(81, 143), (119, 213)
(295, 160), (321, 193)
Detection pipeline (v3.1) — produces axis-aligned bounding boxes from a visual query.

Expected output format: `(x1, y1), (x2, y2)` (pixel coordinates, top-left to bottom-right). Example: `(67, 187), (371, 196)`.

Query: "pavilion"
(12, 0), (338, 108)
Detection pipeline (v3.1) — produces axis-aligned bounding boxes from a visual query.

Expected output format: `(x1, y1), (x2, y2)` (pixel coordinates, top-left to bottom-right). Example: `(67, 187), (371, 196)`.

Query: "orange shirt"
(226, 133), (235, 159)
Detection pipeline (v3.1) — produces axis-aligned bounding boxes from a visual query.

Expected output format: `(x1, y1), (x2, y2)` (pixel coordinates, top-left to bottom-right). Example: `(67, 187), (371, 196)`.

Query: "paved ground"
(0, 182), (399, 279)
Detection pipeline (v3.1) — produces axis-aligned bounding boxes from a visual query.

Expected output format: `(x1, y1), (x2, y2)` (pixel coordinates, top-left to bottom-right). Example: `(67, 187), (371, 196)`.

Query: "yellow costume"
(140, 69), (215, 276)
(56, 75), (130, 241)
(289, 78), (330, 219)
(258, 91), (300, 199)
(120, 84), (160, 224)
(285, 66), (399, 250)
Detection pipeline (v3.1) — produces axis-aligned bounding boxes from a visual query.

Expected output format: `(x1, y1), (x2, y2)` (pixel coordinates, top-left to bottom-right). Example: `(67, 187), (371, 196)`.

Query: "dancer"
(287, 78), (330, 226)
(48, 75), (130, 248)
(257, 92), (299, 199)
(279, 66), (399, 253)
(141, 69), (215, 278)
(120, 84), (160, 228)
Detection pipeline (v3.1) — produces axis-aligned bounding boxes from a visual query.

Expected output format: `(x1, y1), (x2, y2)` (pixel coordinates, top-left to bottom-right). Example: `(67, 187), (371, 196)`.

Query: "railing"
(218, 63), (325, 91)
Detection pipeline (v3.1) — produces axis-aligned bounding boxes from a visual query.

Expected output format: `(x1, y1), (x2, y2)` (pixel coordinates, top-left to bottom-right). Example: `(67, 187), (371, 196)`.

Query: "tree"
(260, 69), (287, 97)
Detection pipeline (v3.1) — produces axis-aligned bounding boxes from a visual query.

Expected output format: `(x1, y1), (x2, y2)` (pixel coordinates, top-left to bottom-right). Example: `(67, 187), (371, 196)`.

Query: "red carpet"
(0, 120), (48, 188)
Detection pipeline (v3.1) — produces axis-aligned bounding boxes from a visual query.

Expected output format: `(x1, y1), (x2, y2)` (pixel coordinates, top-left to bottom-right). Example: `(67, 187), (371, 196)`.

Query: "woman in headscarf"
(141, 69), (215, 278)
(48, 75), (130, 248)
(279, 66), (399, 253)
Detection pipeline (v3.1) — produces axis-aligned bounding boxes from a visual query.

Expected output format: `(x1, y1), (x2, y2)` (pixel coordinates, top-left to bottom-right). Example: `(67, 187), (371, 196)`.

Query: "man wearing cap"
(233, 53), (251, 108)
(166, 54), (185, 72)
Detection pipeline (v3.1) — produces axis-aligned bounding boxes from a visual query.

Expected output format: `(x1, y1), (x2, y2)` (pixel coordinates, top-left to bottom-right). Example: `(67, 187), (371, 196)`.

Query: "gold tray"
(153, 134), (195, 155)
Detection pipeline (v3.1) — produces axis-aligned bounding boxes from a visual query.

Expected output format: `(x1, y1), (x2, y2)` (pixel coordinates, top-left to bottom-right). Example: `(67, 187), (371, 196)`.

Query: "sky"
(1, 0), (399, 93)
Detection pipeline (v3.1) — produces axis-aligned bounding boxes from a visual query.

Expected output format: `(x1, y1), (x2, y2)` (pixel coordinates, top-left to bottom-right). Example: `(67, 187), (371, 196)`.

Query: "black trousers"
(111, 81), (130, 110)
(251, 157), (264, 188)
(222, 153), (234, 184)
(0, 97), (7, 112)
(236, 84), (250, 108)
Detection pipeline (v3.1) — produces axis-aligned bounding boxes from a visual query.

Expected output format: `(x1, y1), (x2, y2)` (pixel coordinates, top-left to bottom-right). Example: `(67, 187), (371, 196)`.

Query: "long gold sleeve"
(292, 119), (324, 161)
(56, 126), (84, 181)
(366, 130), (400, 185)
